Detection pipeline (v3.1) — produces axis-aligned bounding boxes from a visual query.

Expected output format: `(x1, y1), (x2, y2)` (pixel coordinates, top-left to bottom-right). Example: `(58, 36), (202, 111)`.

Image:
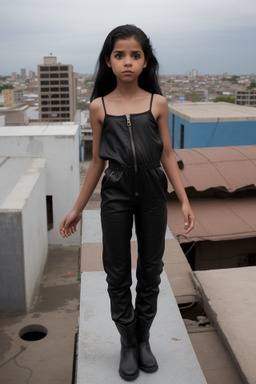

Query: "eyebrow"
(113, 50), (143, 54)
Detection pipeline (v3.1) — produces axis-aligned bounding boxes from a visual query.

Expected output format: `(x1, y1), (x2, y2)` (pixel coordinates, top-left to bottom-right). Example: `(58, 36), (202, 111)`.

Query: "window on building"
(46, 196), (53, 230)
(40, 73), (49, 78)
(40, 66), (49, 71)
(50, 66), (59, 71)
(50, 73), (59, 78)
(41, 81), (49, 85)
(180, 124), (185, 149)
(41, 87), (49, 92)
(60, 66), (68, 71)
(60, 73), (68, 78)
(60, 80), (69, 85)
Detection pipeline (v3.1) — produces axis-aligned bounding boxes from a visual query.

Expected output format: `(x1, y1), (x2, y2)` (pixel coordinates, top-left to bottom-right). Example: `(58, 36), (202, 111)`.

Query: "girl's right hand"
(59, 209), (82, 238)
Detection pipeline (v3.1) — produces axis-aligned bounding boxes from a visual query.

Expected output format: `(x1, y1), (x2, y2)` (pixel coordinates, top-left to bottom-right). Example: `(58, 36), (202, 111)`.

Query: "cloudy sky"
(1, 0), (256, 76)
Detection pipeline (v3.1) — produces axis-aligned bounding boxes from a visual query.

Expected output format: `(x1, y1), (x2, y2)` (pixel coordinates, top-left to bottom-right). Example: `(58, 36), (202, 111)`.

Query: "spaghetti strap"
(149, 94), (154, 111)
(102, 97), (107, 115)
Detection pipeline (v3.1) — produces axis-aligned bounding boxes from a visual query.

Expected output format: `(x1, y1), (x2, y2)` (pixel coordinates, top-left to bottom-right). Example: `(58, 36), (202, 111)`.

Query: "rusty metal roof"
(167, 197), (256, 243)
(168, 145), (256, 194)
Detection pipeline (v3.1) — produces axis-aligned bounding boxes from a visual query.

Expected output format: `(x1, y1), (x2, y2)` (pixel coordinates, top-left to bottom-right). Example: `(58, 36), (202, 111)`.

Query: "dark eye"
(114, 53), (122, 59)
(133, 53), (141, 60)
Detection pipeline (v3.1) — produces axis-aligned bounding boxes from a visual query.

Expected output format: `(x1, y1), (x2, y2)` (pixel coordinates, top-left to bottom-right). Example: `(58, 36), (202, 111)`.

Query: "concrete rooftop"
(77, 269), (207, 384)
(0, 125), (78, 136)
(0, 161), (247, 384)
(194, 267), (256, 384)
(0, 157), (46, 209)
(169, 102), (256, 122)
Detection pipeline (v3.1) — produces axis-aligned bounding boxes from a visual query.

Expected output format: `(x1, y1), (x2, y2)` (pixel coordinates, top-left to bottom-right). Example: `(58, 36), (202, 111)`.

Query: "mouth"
(122, 70), (133, 74)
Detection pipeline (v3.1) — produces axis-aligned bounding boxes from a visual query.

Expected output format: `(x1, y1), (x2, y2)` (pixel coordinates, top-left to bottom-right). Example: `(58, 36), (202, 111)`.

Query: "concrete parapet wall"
(0, 125), (80, 245)
(0, 158), (48, 312)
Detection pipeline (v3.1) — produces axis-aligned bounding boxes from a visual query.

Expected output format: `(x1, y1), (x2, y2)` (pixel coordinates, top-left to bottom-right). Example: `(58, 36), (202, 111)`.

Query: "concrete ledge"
(77, 270), (207, 384)
(193, 267), (256, 384)
(0, 157), (48, 312)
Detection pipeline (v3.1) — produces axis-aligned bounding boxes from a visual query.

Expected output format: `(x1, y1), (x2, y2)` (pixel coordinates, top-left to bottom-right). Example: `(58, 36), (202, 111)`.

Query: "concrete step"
(76, 269), (207, 383)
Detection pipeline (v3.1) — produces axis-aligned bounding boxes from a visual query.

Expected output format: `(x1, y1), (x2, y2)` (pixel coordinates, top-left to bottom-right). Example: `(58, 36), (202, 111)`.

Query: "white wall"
(0, 158), (48, 312)
(0, 125), (81, 245)
(0, 115), (5, 126)
(22, 160), (48, 309)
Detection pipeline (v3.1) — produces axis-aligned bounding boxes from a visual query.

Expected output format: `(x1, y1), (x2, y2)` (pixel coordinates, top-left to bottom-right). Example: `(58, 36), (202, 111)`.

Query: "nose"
(124, 55), (132, 66)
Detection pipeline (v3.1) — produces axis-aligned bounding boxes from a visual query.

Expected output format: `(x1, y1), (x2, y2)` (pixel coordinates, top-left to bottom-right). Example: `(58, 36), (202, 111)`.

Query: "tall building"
(29, 70), (36, 81)
(191, 69), (198, 78)
(38, 56), (77, 122)
(21, 68), (26, 81)
(3, 89), (24, 107)
(186, 69), (198, 78)
(235, 90), (256, 107)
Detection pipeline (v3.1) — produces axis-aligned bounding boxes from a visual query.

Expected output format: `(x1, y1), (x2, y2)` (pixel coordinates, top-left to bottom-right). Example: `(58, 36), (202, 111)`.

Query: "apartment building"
(3, 88), (24, 107)
(38, 56), (77, 122)
(235, 89), (256, 107)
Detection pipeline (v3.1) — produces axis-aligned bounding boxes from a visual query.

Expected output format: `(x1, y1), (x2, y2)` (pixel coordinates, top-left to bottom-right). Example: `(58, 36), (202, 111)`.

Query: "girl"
(60, 24), (195, 381)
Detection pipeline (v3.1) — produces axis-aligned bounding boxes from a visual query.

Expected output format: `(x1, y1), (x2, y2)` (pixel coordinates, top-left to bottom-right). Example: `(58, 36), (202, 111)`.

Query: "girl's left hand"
(182, 202), (195, 234)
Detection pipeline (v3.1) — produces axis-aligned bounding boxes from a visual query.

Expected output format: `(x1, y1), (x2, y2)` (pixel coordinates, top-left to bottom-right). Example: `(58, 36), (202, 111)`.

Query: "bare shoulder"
(90, 97), (104, 124)
(154, 94), (168, 108)
(90, 97), (103, 113)
(152, 94), (169, 121)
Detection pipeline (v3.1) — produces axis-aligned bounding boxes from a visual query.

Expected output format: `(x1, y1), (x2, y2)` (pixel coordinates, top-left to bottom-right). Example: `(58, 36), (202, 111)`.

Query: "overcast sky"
(1, 0), (256, 76)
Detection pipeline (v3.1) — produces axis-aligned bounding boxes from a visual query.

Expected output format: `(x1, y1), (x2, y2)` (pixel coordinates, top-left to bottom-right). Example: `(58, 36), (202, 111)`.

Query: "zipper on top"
(126, 114), (139, 197)
(126, 114), (138, 173)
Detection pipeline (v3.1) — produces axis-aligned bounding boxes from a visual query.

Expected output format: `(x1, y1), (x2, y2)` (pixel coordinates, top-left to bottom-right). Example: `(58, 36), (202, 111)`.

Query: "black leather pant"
(101, 164), (167, 326)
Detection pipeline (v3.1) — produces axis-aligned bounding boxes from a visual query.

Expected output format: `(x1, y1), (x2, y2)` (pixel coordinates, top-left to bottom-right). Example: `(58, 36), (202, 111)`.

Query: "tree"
(213, 96), (235, 103)
(184, 92), (205, 102)
(247, 82), (256, 90)
(0, 84), (13, 93)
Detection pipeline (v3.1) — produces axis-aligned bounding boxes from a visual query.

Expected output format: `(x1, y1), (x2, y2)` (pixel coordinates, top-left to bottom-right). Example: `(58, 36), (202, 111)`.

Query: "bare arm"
(154, 95), (195, 233)
(60, 98), (105, 238)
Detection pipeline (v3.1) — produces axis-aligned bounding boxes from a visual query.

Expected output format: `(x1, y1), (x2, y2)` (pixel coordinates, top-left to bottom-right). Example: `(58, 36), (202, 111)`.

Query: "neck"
(114, 79), (143, 99)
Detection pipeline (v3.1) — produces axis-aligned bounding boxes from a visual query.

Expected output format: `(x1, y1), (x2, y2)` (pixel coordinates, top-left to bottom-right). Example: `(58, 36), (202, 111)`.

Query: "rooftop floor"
(194, 267), (256, 384)
(169, 102), (256, 122)
(0, 161), (246, 383)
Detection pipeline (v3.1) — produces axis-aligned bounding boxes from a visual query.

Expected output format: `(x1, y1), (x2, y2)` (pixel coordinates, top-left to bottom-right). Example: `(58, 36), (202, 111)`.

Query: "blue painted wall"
(169, 111), (256, 148)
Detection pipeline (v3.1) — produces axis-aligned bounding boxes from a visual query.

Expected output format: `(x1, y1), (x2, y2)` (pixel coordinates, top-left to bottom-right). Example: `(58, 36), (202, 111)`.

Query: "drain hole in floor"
(19, 324), (48, 341)
(178, 302), (205, 321)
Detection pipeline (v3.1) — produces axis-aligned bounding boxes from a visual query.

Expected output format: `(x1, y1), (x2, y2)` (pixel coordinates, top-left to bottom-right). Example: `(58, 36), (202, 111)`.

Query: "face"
(106, 37), (147, 82)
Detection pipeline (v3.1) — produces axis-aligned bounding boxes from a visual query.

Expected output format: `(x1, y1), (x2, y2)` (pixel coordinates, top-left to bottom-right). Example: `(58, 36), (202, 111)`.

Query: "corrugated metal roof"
(168, 145), (256, 193)
(167, 197), (256, 243)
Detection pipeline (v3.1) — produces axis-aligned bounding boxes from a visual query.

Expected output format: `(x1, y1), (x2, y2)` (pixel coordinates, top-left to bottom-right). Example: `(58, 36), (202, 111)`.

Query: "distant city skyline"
(1, 0), (256, 76)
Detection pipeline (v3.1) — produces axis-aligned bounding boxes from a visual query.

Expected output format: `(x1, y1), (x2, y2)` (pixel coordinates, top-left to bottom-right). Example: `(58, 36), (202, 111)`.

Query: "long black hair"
(90, 24), (162, 101)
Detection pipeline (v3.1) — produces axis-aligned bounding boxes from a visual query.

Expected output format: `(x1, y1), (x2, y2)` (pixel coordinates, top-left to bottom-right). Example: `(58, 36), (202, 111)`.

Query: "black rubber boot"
(137, 318), (158, 373)
(115, 321), (139, 381)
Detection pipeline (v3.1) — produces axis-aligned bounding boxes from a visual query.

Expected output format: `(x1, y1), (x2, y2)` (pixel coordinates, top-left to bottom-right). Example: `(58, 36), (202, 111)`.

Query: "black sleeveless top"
(99, 94), (164, 171)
